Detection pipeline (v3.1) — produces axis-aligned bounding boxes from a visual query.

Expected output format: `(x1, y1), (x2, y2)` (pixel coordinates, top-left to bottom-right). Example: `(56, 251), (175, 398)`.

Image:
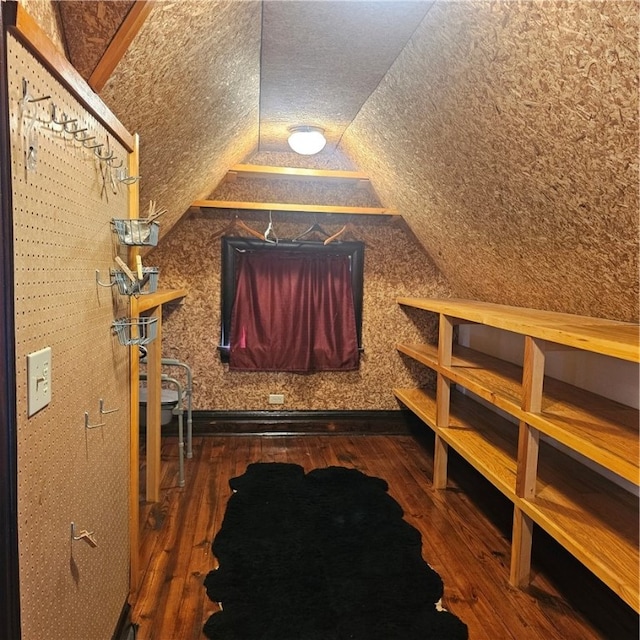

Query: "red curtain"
(229, 250), (359, 372)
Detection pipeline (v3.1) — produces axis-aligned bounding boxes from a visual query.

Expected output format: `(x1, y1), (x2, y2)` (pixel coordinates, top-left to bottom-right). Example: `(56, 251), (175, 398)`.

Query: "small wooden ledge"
(225, 164), (370, 184)
(193, 200), (397, 216)
(135, 288), (187, 312)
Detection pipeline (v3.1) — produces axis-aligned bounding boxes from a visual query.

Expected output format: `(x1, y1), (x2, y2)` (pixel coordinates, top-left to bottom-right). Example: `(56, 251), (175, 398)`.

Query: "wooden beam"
(226, 164), (370, 184)
(434, 314), (454, 490)
(193, 199), (397, 216)
(510, 506), (534, 587)
(144, 305), (162, 503)
(128, 134), (141, 597)
(4, 1), (135, 151)
(89, 1), (154, 92)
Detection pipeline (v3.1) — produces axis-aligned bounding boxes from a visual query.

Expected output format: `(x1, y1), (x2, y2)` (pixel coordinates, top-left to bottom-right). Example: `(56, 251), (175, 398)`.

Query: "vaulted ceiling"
(257, 1), (432, 152)
(32, 0), (640, 321)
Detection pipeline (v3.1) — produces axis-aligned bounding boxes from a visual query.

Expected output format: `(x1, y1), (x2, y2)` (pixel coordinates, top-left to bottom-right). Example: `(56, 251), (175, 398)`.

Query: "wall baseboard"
(154, 409), (425, 436)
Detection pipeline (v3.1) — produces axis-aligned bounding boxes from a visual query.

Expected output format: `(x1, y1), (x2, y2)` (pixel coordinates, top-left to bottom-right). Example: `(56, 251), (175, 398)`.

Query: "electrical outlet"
(27, 347), (51, 416)
(268, 394), (285, 405)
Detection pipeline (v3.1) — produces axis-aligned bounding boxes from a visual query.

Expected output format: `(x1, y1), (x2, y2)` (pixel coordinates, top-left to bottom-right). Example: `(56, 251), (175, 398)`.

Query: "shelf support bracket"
(511, 336), (546, 589)
(516, 336), (545, 498)
(433, 314), (455, 489)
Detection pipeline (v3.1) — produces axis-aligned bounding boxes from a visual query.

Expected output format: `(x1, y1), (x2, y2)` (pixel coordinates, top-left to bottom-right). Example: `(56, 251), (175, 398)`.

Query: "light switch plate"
(27, 347), (51, 416)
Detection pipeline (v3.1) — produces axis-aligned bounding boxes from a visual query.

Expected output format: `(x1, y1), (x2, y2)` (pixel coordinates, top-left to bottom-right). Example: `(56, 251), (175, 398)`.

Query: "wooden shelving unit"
(394, 297), (639, 612)
(132, 287), (187, 504)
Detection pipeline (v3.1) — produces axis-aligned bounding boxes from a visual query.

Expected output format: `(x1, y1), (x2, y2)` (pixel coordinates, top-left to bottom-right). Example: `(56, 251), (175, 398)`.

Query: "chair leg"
(186, 391), (193, 459)
(177, 411), (185, 487)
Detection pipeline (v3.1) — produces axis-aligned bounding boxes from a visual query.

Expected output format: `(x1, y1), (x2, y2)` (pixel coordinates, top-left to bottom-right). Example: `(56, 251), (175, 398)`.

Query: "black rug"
(203, 462), (468, 640)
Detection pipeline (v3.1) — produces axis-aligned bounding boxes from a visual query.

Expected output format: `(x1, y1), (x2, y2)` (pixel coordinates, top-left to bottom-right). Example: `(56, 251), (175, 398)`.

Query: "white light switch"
(27, 347), (51, 416)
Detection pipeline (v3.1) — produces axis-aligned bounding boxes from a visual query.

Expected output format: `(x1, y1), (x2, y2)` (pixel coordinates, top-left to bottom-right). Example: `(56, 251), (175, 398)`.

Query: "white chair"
(139, 356), (193, 488)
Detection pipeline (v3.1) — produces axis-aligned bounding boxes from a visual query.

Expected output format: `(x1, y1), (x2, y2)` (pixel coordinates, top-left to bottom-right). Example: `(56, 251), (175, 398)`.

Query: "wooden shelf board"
(537, 377), (639, 484)
(394, 386), (640, 611)
(396, 342), (639, 484)
(393, 386), (438, 429)
(398, 341), (524, 408)
(226, 164), (370, 184)
(397, 298), (640, 362)
(193, 199), (397, 216)
(134, 288), (187, 313)
(523, 453), (639, 613)
(440, 390), (520, 499)
(394, 387), (518, 499)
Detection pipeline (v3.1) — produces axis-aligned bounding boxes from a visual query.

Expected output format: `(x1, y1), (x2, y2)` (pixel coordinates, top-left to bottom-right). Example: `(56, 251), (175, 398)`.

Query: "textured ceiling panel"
(24, 0), (638, 319)
(55, 0), (133, 80)
(99, 0), (262, 243)
(258, 0), (433, 152)
(19, 0), (66, 53)
(246, 149), (358, 172)
(341, 0), (639, 321)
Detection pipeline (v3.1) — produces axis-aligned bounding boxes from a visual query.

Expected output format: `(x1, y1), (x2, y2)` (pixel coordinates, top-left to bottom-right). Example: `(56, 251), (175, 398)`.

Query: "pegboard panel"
(7, 34), (132, 640)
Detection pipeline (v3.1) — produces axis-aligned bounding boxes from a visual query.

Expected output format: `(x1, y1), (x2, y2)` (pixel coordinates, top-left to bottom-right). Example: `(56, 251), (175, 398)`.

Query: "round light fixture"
(287, 126), (327, 155)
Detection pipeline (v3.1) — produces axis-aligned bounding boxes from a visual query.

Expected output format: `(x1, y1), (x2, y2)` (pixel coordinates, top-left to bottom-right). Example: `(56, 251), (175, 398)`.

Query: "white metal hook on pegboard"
(20, 78), (50, 172)
(71, 522), (98, 548)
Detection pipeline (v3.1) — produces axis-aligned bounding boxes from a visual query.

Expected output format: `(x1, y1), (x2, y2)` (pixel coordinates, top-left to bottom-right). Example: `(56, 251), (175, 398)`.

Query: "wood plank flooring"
(132, 433), (638, 639)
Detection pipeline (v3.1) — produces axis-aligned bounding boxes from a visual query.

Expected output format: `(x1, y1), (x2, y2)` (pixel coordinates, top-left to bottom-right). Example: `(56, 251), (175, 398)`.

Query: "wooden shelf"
(393, 387), (639, 612)
(394, 297), (639, 612)
(134, 288), (187, 313)
(397, 297), (640, 362)
(225, 164), (370, 184)
(394, 387), (518, 498)
(396, 342), (639, 483)
(192, 200), (397, 216)
(203, 164), (397, 216)
(132, 286), (187, 504)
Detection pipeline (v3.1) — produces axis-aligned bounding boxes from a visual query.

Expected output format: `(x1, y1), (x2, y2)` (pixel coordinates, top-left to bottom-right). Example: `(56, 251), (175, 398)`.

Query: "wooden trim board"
(89, 1), (153, 92)
(226, 164), (370, 184)
(4, 1), (135, 150)
(193, 199), (397, 216)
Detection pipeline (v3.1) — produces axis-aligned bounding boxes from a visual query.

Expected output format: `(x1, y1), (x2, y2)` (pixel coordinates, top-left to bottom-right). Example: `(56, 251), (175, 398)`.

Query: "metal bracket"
(84, 411), (105, 430)
(95, 269), (116, 288)
(71, 522), (97, 547)
(99, 399), (119, 415)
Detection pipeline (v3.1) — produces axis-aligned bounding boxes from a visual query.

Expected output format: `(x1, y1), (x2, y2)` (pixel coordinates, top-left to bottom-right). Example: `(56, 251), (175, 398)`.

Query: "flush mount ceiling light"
(287, 126), (327, 155)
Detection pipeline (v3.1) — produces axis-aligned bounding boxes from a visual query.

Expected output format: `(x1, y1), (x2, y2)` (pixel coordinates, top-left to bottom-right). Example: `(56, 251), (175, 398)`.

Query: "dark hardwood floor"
(132, 431), (638, 639)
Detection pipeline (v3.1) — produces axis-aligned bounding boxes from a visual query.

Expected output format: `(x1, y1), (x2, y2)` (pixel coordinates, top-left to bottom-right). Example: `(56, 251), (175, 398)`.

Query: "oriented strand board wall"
(341, 0), (639, 322)
(146, 151), (452, 411)
(99, 0), (262, 246)
(18, 0), (65, 52)
(56, 1), (134, 80)
(8, 34), (130, 640)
